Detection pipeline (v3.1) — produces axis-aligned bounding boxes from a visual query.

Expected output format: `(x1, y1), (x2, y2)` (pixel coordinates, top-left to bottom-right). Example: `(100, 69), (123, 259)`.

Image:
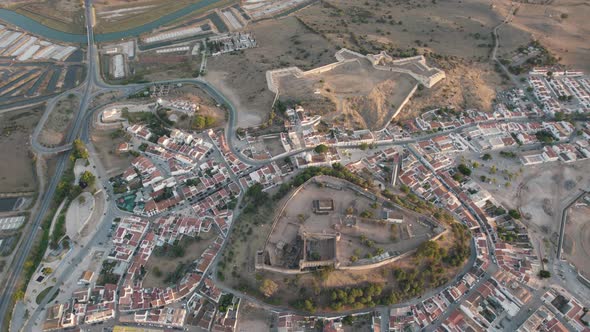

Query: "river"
(0, 0), (226, 43)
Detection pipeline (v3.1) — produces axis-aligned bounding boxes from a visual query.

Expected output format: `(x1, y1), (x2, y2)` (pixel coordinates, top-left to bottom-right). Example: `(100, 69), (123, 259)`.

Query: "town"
(0, 0), (588, 332)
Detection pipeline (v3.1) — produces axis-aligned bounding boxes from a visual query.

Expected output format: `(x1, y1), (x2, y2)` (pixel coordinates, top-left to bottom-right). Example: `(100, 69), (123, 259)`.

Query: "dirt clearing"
(142, 231), (218, 289)
(236, 301), (275, 332)
(0, 106), (43, 193)
(39, 94), (80, 147)
(90, 127), (134, 177)
(563, 205), (590, 279)
(206, 15), (339, 128)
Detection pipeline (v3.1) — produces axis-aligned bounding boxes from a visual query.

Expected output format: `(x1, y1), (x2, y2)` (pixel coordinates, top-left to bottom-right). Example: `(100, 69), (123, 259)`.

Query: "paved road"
(30, 89), (84, 154)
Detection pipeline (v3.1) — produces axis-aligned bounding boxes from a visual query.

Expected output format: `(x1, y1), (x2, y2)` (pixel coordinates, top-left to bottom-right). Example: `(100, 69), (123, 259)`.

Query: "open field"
(236, 301), (275, 332)
(469, 150), (590, 256)
(206, 15), (339, 128)
(297, 0), (530, 61)
(39, 94), (80, 147)
(0, 106), (43, 193)
(90, 127), (135, 177)
(493, 0), (590, 71)
(142, 231), (218, 289)
(295, 0), (531, 115)
(563, 205), (590, 279)
(128, 56), (197, 83)
(3, 0), (85, 34)
(94, 0), (236, 34)
(515, 162), (590, 238)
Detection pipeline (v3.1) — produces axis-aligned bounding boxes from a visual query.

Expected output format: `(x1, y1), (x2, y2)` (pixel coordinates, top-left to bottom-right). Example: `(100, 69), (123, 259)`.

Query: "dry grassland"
(563, 205), (590, 279)
(493, 0), (590, 71)
(90, 128), (134, 177)
(296, 0), (531, 115)
(206, 16), (339, 128)
(39, 94), (80, 147)
(236, 301), (275, 331)
(0, 106), (43, 193)
(142, 231), (218, 289)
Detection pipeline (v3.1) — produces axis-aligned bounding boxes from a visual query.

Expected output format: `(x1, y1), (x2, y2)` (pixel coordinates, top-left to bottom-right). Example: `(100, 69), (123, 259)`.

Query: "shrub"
(457, 164), (471, 176)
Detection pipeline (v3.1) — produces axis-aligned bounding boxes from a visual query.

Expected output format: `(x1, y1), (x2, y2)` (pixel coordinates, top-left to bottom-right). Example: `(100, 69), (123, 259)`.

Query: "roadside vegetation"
(17, 140), (92, 304)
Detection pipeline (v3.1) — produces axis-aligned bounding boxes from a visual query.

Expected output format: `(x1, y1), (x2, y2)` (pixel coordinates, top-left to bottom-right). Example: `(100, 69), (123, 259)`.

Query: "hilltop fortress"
(265, 49), (445, 130)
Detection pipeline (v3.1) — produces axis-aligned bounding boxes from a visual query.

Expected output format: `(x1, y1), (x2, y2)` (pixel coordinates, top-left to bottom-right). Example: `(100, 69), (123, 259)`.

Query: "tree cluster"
(243, 183), (269, 214)
(71, 139), (89, 160)
(329, 283), (383, 310)
(273, 164), (372, 200)
(535, 130), (555, 144)
(457, 163), (472, 177)
(192, 115), (216, 130)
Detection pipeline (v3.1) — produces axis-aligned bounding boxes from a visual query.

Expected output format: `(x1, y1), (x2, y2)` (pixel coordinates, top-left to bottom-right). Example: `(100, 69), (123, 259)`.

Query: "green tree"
(314, 144), (329, 154)
(80, 171), (96, 187)
(554, 112), (565, 121)
(535, 130), (555, 144)
(508, 209), (521, 219)
(400, 184), (410, 194)
(342, 315), (355, 325)
(303, 299), (315, 312)
(457, 164), (472, 176)
(192, 115), (216, 130)
(13, 289), (25, 301)
(538, 270), (551, 278)
(193, 115), (206, 129)
(71, 139), (89, 160)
